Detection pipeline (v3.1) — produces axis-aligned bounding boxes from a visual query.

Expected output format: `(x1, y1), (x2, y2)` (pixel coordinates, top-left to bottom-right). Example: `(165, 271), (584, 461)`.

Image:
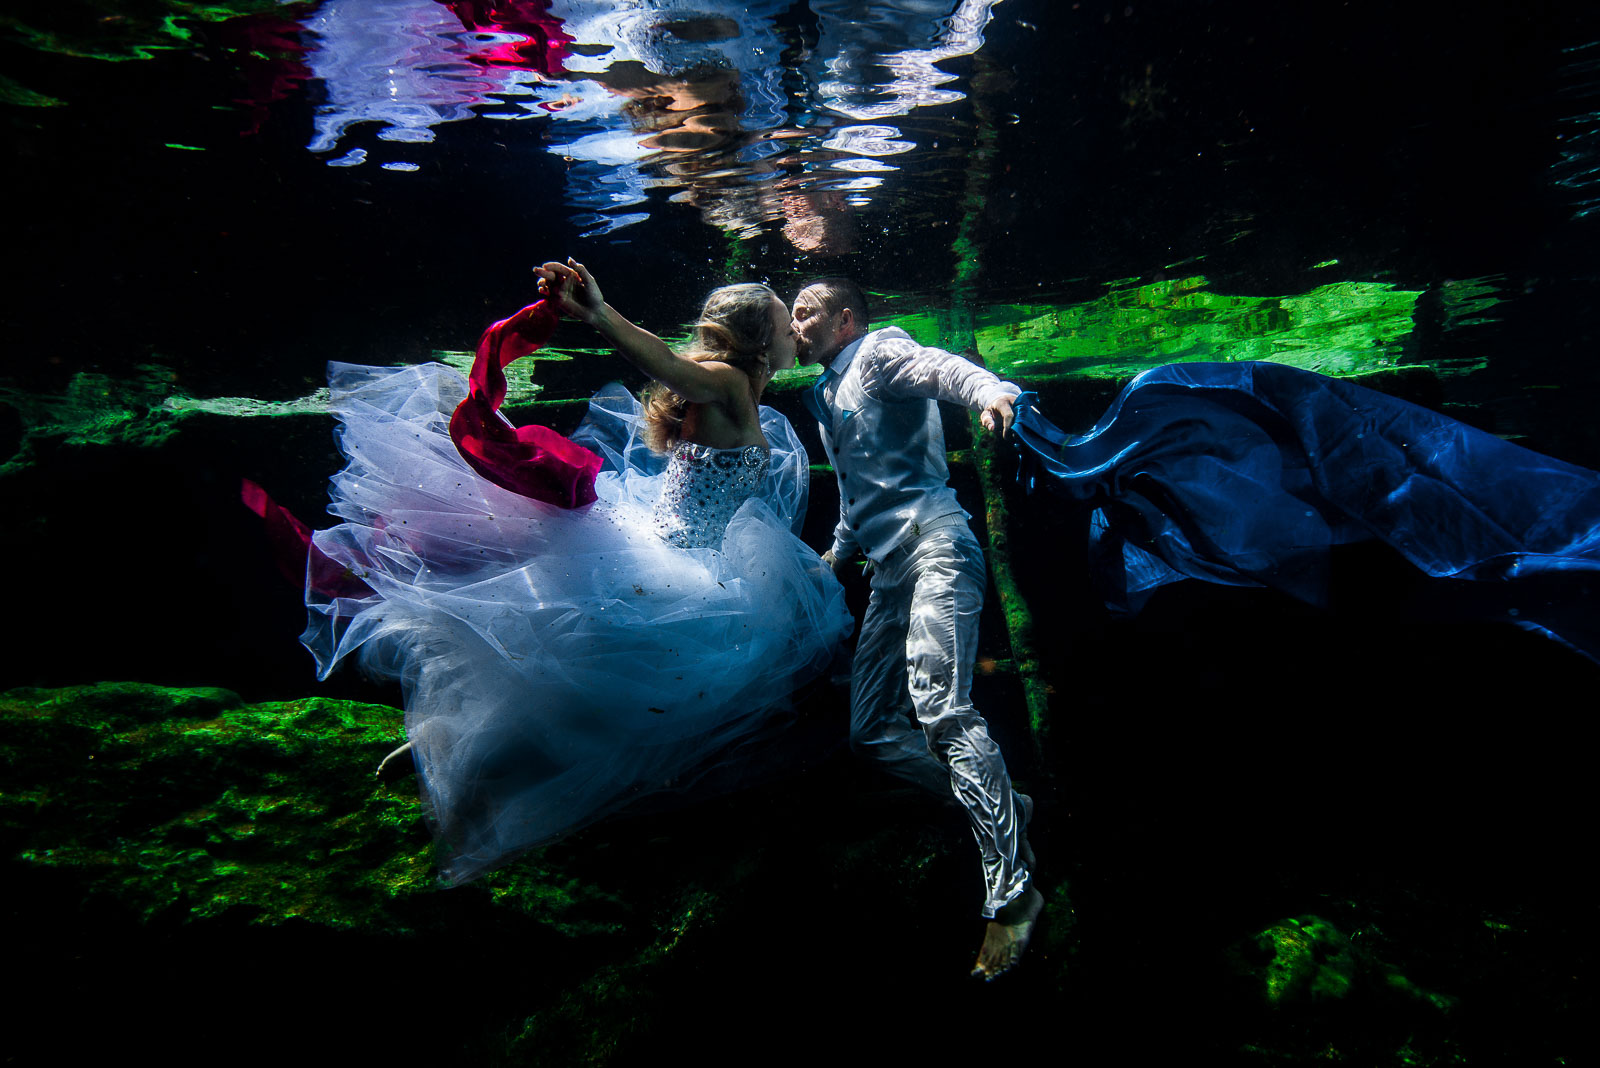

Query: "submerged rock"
(0, 681), (622, 936)
(1, 680), (1559, 1068)
(1226, 914), (1457, 1013)
(3, 681), (1048, 1061)
(1229, 914), (1358, 1005)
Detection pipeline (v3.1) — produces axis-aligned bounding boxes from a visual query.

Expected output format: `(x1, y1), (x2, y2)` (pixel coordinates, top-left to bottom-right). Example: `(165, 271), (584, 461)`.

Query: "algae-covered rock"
(0, 681), (622, 936)
(1229, 914), (1359, 1004)
(2, 680), (1033, 1062)
(7, 681), (1546, 1068)
(1226, 914), (1456, 1013)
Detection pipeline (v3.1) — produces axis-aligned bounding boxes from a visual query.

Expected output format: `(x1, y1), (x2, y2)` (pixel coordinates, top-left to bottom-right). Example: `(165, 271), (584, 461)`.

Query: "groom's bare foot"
(972, 885), (1044, 982)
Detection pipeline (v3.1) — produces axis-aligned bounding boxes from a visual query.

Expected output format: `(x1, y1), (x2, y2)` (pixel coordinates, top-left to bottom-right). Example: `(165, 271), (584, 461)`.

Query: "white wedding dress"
(302, 362), (852, 883)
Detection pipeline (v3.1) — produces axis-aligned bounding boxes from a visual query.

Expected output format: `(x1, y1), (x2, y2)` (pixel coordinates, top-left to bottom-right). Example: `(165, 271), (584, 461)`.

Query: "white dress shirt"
(814, 327), (1019, 562)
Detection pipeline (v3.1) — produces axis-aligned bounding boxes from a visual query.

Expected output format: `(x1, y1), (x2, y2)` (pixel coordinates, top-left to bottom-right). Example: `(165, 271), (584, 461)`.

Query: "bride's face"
(765, 296), (797, 372)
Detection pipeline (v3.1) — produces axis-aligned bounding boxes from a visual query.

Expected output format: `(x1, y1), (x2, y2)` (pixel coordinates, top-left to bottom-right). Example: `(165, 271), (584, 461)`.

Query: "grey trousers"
(849, 523), (1030, 917)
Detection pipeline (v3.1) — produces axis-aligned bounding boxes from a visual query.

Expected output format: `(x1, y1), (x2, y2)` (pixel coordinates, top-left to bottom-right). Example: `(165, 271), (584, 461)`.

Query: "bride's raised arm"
(535, 259), (744, 406)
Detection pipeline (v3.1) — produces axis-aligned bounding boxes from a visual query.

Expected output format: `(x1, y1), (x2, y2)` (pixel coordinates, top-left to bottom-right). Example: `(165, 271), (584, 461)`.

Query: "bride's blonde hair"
(643, 283), (779, 453)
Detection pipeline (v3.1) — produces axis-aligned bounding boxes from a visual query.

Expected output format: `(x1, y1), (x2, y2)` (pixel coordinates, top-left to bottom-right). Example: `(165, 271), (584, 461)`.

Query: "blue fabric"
(802, 371), (832, 427)
(1010, 362), (1600, 660)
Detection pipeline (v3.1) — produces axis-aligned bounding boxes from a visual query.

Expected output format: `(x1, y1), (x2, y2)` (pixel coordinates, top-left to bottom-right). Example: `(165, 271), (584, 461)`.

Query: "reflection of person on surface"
(791, 279), (1045, 980)
(534, 258), (794, 450)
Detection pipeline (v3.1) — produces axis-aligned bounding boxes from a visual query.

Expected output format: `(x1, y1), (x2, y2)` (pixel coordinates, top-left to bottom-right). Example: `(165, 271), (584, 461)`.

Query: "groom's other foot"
(972, 885), (1045, 981)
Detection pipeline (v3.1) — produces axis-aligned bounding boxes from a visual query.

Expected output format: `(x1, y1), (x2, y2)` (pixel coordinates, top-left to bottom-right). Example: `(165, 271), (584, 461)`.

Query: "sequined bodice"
(652, 441), (771, 549)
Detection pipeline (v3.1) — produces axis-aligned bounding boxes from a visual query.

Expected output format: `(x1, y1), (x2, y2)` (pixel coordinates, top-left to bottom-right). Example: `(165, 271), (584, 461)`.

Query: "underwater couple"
(296, 262), (1045, 982)
(273, 255), (1600, 989)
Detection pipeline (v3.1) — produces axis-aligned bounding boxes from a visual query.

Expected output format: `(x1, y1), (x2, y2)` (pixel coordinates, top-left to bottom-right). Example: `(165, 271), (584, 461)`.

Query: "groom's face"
(790, 286), (850, 367)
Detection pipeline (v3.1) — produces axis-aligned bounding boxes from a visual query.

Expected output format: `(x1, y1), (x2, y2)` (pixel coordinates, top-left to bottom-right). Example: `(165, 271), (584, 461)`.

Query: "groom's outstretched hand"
(980, 393), (1017, 438)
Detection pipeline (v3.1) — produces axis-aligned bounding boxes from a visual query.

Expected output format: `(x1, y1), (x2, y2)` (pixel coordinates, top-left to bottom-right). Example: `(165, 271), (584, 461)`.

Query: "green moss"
(481, 860), (629, 939)
(503, 889), (718, 1065)
(0, 682), (620, 936)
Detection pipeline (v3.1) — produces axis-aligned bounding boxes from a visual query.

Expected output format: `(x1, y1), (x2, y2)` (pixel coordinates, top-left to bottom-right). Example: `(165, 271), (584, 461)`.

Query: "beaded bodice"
(652, 441), (771, 549)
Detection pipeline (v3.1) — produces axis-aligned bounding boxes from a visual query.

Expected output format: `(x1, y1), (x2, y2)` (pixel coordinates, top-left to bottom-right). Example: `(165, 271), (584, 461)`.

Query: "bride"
(302, 261), (852, 884)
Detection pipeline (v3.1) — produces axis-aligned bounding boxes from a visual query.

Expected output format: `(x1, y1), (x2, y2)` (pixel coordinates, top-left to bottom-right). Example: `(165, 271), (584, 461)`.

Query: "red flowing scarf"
(246, 299), (601, 597)
(241, 477), (376, 600)
(447, 299), (601, 508)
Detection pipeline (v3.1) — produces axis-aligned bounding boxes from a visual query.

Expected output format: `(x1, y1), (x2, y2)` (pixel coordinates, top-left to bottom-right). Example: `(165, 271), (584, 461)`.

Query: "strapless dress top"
(651, 441), (772, 549)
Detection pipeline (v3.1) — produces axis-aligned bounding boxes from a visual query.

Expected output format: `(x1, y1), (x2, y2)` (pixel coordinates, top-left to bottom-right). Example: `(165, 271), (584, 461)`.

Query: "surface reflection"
(301, 0), (1004, 245)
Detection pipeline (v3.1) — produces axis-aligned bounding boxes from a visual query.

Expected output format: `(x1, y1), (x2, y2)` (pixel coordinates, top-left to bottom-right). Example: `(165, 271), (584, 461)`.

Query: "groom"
(790, 278), (1044, 980)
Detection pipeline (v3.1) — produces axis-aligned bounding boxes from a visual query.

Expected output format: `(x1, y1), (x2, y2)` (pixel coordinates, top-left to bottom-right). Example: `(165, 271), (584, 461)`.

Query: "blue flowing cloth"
(1010, 362), (1600, 660)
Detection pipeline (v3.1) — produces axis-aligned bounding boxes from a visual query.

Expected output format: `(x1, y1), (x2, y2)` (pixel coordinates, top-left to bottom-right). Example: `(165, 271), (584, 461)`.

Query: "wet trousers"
(849, 523), (1031, 917)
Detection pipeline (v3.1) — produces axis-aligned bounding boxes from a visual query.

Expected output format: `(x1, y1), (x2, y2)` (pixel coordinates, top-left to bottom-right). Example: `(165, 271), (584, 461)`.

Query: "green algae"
(949, 52), (1001, 312)
(504, 888), (717, 1064)
(162, 385), (332, 417)
(2, 1), (292, 63)
(0, 269), (1480, 477)
(434, 349), (546, 405)
(1437, 275), (1506, 330)
(1242, 915), (1360, 1005)
(0, 73), (65, 107)
(0, 682), (621, 937)
(0, 352), (557, 474)
(0, 366), (186, 476)
(5, 682), (1542, 1065)
(1226, 914), (1457, 1012)
(967, 275), (1426, 382)
(969, 416), (1049, 747)
(2, 682), (415, 929)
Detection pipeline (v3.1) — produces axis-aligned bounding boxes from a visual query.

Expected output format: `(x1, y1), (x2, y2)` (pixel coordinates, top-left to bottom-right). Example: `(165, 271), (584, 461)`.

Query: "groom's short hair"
(804, 277), (870, 328)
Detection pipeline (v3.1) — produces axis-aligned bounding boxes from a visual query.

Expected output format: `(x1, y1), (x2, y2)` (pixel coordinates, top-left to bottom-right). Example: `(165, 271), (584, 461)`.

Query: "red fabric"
(241, 479), (375, 599)
(448, 299), (602, 508)
(441, 0), (574, 74)
(214, 8), (316, 137)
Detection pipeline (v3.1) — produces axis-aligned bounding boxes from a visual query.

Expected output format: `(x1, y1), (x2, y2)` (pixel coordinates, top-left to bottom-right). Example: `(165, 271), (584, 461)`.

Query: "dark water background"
(4, 1), (1597, 1062)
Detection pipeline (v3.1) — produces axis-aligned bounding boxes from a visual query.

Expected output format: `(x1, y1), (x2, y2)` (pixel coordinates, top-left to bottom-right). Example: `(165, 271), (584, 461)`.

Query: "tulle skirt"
(304, 362), (852, 883)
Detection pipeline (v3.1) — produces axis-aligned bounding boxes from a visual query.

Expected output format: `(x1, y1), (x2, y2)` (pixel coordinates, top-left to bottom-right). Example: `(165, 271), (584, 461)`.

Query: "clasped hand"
(535, 258), (604, 322)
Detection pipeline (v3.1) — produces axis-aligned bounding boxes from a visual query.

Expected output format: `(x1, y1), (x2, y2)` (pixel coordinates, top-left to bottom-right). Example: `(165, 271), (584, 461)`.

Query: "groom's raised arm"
(867, 337), (1019, 434)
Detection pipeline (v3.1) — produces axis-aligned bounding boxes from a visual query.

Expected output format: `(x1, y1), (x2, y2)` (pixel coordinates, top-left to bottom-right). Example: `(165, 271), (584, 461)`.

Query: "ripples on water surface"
(293, 0), (1001, 237)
